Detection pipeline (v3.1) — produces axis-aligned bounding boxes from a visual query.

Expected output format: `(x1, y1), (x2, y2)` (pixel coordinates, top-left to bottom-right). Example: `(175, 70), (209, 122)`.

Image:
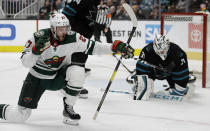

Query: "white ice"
(0, 53), (210, 131)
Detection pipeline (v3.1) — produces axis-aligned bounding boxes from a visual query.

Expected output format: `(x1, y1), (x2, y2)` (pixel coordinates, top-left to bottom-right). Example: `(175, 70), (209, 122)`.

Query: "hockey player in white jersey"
(0, 13), (134, 125)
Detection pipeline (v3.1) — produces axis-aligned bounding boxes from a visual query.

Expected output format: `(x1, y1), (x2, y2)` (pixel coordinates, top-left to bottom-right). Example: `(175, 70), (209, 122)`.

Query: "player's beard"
(57, 34), (66, 42)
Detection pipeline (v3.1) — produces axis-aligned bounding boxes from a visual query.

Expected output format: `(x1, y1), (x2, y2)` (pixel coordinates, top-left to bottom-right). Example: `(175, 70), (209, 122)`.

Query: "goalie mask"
(50, 13), (70, 41)
(153, 35), (170, 60)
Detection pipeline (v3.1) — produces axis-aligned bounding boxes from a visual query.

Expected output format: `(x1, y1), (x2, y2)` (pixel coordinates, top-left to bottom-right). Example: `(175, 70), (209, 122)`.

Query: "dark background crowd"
(0, 0), (210, 20)
(38, 0), (210, 20)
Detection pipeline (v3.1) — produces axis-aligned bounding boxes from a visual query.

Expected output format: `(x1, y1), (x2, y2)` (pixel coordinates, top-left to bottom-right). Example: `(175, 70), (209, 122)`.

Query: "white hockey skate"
(63, 97), (81, 126)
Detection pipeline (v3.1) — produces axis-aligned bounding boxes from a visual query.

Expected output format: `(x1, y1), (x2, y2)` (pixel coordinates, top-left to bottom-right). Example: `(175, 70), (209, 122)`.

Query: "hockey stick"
(113, 54), (171, 76)
(93, 3), (138, 120)
(134, 58), (173, 75)
(99, 88), (184, 102)
(112, 53), (134, 74)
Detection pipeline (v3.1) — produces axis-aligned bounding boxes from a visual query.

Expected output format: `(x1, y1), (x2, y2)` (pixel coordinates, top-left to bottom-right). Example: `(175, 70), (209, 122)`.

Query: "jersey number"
(25, 40), (32, 48)
(181, 58), (186, 65)
(79, 35), (86, 43)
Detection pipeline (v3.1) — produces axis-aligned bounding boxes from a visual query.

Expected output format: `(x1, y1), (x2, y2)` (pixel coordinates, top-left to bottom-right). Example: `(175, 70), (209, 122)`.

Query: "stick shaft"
(113, 54), (134, 74)
(93, 27), (136, 120)
(93, 3), (138, 120)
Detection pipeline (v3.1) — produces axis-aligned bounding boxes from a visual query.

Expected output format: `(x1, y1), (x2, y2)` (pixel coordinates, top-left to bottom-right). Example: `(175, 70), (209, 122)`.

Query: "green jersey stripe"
(87, 40), (95, 55)
(85, 40), (91, 54)
(66, 84), (82, 90)
(64, 86), (82, 96)
(36, 63), (53, 70)
(32, 66), (57, 76)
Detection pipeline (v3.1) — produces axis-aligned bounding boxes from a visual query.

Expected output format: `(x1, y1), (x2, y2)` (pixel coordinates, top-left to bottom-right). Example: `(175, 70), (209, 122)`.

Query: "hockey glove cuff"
(112, 40), (134, 59)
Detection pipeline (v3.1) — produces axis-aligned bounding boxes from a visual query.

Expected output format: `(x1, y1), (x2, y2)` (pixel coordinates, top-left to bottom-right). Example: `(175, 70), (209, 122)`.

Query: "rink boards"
(0, 20), (207, 60)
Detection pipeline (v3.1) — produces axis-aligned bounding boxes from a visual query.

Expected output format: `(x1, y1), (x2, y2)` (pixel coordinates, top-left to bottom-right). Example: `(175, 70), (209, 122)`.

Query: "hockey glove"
(32, 36), (50, 55)
(112, 40), (134, 59)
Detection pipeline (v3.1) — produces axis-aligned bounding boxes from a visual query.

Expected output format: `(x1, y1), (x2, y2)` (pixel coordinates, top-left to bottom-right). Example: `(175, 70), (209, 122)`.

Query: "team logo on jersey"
(24, 97), (32, 103)
(145, 24), (172, 44)
(44, 56), (66, 68)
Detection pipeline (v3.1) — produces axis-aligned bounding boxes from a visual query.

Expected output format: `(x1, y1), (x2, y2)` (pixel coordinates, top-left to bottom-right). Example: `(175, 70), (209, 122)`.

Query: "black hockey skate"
(85, 68), (91, 73)
(85, 68), (91, 77)
(78, 88), (88, 99)
(63, 97), (81, 126)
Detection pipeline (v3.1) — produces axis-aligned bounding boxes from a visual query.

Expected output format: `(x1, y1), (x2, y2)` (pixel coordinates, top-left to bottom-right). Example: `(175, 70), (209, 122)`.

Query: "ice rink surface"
(0, 53), (210, 131)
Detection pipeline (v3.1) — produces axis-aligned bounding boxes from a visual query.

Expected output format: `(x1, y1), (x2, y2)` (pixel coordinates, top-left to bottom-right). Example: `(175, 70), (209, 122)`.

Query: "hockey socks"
(0, 104), (9, 120)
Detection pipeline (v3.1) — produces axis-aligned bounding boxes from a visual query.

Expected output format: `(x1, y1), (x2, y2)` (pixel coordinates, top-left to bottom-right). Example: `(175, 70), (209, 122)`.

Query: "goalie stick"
(99, 88), (185, 102)
(113, 54), (171, 77)
(135, 58), (172, 74)
(93, 3), (138, 120)
(112, 53), (134, 74)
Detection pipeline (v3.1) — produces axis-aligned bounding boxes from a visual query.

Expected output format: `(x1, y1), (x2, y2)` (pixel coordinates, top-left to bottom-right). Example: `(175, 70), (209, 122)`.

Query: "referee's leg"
(105, 27), (113, 43)
(94, 23), (102, 42)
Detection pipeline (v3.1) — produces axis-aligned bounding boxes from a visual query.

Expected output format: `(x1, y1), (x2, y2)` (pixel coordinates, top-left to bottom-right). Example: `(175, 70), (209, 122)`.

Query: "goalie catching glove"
(32, 36), (50, 55)
(112, 40), (134, 59)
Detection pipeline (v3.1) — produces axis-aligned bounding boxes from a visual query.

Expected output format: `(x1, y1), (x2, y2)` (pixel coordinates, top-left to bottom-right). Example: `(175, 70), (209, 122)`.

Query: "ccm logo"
(0, 24), (16, 40)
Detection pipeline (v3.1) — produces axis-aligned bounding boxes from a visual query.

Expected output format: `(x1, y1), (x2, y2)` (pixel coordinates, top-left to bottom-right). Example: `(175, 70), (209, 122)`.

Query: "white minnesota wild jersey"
(21, 28), (112, 79)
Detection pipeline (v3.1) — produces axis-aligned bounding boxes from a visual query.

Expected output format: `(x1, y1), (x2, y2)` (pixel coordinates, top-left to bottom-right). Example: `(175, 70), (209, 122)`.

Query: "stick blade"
(122, 3), (138, 27)
(93, 111), (99, 120)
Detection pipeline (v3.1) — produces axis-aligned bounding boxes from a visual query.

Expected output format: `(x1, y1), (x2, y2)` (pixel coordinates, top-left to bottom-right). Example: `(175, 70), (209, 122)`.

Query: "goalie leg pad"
(185, 83), (195, 98)
(135, 75), (154, 100)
